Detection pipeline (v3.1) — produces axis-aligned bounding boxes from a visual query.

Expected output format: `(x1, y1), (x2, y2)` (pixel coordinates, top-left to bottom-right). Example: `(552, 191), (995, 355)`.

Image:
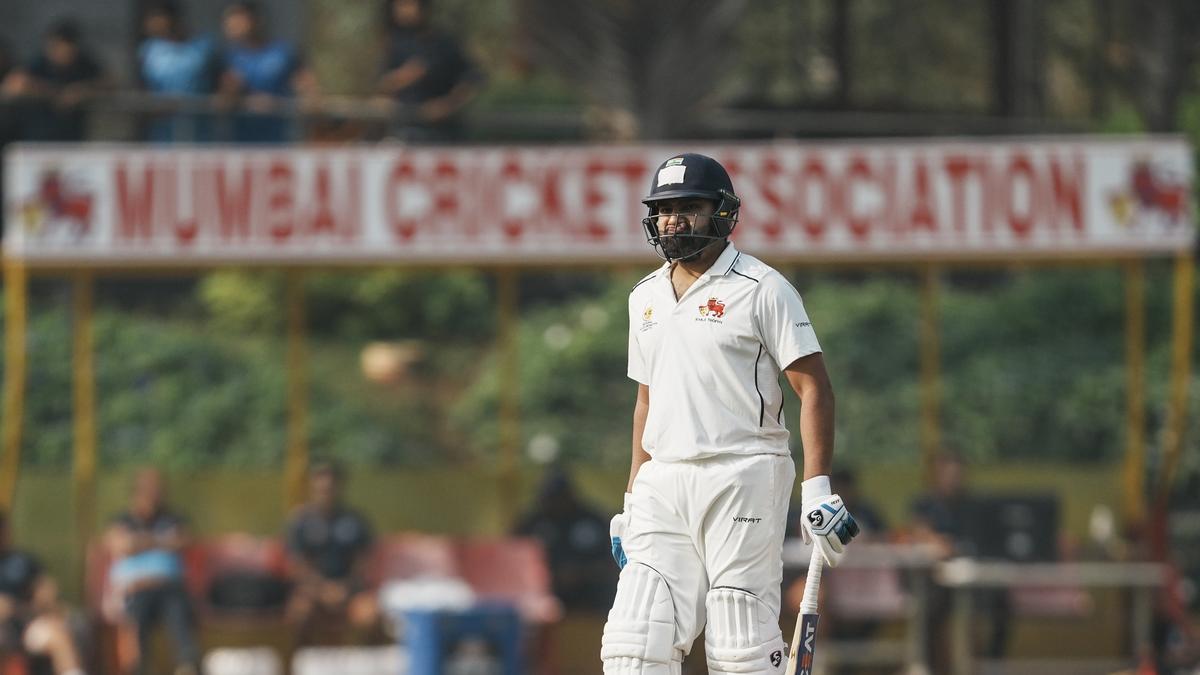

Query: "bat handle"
(799, 545), (823, 614)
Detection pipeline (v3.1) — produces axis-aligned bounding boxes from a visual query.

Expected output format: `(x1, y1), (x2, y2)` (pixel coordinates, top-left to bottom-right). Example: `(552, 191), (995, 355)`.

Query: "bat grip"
(799, 545), (823, 614)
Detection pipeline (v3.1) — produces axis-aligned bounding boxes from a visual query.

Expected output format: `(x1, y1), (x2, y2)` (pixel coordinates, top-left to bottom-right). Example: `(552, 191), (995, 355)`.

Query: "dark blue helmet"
(641, 153), (740, 261)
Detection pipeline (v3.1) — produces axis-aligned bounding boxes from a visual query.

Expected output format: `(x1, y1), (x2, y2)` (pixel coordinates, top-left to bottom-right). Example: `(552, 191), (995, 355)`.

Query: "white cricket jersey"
(627, 244), (822, 461)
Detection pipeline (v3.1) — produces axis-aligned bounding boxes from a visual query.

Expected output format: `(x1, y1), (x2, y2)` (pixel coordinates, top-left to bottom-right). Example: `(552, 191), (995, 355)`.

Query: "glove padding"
(801, 492), (860, 567)
(610, 492), (632, 569)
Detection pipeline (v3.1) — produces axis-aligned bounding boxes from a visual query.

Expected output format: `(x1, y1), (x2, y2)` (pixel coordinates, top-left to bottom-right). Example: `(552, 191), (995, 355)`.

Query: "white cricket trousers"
(614, 453), (795, 665)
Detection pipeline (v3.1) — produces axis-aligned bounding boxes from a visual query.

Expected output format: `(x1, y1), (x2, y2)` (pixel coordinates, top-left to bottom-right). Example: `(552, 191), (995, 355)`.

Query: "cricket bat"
(784, 546), (824, 675)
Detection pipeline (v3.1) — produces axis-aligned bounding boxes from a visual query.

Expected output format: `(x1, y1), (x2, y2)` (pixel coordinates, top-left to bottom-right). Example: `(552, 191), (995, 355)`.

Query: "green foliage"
(452, 275), (638, 467)
(7, 262), (1197, 470)
(455, 264), (1194, 467)
(199, 269), (495, 341)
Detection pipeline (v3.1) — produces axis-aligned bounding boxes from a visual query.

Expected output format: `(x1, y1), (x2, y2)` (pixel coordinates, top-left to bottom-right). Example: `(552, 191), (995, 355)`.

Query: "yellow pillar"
(1120, 260), (1147, 525)
(0, 261), (28, 510)
(72, 272), (97, 580)
(283, 271), (309, 511)
(919, 264), (942, 482)
(497, 268), (520, 524)
(1159, 253), (1195, 497)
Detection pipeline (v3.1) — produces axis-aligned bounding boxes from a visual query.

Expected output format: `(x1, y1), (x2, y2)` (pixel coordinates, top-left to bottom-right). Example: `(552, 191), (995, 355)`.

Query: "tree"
(517, 0), (749, 139)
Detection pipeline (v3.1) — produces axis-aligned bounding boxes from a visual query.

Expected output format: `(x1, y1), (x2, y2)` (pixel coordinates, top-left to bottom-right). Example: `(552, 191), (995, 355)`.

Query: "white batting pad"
(602, 563), (682, 674)
(705, 587), (787, 674)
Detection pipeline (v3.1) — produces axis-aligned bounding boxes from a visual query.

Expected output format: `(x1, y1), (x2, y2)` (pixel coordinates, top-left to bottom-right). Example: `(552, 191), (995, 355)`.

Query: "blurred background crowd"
(2, 0), (1200, 674)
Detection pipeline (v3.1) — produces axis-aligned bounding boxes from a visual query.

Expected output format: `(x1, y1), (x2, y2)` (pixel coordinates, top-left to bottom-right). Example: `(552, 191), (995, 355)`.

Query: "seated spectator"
(908, 450), (1011, 670)
(104, 468), (201, 675)
(0, 510), (88, 675)
(284, 460), (379, 645)
(377, 0), (483, 142)
(512, 466), (616, 612)
(217, 0), (319, 142)
(136, 0), (220, 142)
(1, 20), (107, 141)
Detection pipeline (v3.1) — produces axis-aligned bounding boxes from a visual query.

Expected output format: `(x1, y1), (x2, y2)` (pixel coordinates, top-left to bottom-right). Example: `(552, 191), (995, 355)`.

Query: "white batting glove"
(800, 475), (860, 567)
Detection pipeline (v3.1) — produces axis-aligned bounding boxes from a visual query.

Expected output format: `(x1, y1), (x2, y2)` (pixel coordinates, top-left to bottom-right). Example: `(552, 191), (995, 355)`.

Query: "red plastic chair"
(453, 537), (563, 624)
(200, 534), (287, 579)
(370, 533), (460, 586)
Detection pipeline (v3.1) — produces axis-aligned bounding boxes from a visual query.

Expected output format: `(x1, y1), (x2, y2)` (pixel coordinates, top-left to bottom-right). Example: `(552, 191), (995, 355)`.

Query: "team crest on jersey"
(699, 297), (726, 319)
(640, 304), (657, 332)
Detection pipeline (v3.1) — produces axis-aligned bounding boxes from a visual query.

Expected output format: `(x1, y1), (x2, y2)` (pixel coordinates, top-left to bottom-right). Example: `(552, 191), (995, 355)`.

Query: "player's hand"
(610, 493), (632, 569)
(800, 476), (859, 567)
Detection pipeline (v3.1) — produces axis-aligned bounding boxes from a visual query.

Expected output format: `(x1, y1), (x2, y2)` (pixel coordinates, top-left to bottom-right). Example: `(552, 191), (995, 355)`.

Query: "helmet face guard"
(642, 188), (740, 262)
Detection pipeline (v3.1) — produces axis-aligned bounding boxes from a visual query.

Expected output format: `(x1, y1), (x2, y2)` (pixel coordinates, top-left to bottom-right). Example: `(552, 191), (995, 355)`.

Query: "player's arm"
(627, 383), (651, 492)
(783, 353), (835, 480)
(785, 351), (858, 566)
(611, 382), (649, 569)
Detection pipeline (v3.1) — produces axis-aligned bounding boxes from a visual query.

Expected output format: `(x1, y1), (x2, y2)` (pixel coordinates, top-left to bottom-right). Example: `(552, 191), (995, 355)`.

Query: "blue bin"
(401, 603), (523, 675)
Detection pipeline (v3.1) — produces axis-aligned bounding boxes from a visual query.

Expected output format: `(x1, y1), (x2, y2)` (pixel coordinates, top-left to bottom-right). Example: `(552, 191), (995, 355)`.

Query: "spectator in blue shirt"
(218, 0), (318, 143)
(104, 468), (201, 675)
(377, 0), (482, 142)
(136, 0), (220, 142)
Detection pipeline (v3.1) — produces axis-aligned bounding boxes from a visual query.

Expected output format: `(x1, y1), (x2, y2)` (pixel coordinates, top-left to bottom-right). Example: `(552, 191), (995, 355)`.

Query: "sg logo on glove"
(801, 494), (860, 566)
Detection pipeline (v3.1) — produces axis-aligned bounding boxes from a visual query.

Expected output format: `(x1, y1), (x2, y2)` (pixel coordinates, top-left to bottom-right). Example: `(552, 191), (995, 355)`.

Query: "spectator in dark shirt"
(377, 0), (482, 142)
(217, 0), (319, 143)
(284, 460), (379, 644)
(1, 20), (107, 141)
(137, 0), (220, 142)
(513, 466), (616, 612)
(909, 450), (1011, 669)
(104, 468), (201, 675)
(0, 510), (87, 675)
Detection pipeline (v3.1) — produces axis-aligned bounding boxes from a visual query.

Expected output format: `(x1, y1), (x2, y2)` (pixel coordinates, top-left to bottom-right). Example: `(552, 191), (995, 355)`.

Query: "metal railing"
(0, 89), (1089, 146)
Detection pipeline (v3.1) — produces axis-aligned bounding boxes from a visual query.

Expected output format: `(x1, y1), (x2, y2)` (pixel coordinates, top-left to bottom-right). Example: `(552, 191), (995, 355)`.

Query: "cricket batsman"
(601, 153), (859, 674)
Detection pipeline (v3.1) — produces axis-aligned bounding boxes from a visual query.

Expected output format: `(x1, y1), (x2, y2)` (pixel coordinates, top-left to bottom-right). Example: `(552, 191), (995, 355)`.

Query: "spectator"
(377, 0), (483, 142)
(218, 0), (319, 143)
(104, 468), (201, 675)
(908, 450), (1011, 670)
(284, 460), (379, 645)
(136, 0), (220, 142)
(1, 20), (107, 142)
(512, 466), (616, 612)
(0, 510), (88, 675)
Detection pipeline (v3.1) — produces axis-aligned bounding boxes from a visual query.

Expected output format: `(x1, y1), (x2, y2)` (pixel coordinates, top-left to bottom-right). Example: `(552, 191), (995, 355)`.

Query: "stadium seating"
(85, 533), (561, 673)
(453, 537), (563, 625)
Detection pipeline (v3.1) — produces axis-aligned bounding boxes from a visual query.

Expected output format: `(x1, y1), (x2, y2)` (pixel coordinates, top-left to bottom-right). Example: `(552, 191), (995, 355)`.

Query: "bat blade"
(790, 613), (820, 675)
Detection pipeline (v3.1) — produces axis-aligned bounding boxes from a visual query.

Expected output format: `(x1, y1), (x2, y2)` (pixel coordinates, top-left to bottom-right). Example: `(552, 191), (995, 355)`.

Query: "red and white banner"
(4, 139), (1194, 265)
